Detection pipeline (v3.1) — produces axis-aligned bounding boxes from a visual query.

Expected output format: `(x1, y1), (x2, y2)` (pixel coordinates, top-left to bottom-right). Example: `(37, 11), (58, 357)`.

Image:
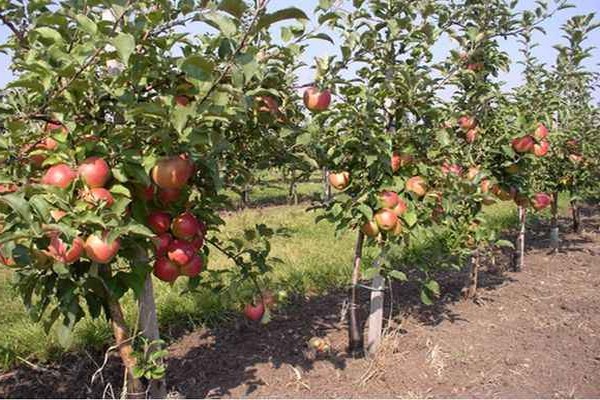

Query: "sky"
(0, 0), (599, 101)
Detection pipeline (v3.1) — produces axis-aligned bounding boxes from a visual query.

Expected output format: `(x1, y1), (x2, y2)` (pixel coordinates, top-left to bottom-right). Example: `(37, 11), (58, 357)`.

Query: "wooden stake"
(514, 206), (526, 271)
(366, 247), (386, 356)
(550, 192), (559, 252)
(348, 231), (365, 355)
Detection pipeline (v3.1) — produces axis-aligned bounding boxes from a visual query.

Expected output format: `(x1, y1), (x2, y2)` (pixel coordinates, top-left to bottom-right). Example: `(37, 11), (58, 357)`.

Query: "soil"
(1, 207), (599, 399)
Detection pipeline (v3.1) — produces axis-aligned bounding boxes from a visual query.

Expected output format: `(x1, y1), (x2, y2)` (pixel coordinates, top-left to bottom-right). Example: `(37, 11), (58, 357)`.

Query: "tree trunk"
(288, 171), (298, 206)
(461, 251), (479, 299)
(571, 198), (581, 233)
(322, 167), (331, 202)
(108, 297), (146, 399)
(240, 186), (250, 209)
(366, 248), (385, 357)
(138, 275), (167, 399)
(550, 192), (559, 252)
(514, 206), (526, 272)
(348, 231), (365, 356)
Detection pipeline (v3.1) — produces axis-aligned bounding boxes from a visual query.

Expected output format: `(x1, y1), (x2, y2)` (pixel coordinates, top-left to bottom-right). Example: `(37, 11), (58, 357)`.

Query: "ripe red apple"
(148, 211), (171, 234)
(244, 302), (265, 321)
(190, 235), (205, 251)
(45, 235), (84, 264)
(303, 87), (331, 112)
(391, 153), (413, 173)
(44, 121), (67, 133)
(172, 212), (201, 240)
(167, 239), (195, 266)
(458, 115), (476, 130)
(465, 128), (478, 143)
(83, 188), (114, 208)
(328, 171), (350, 191)
(153, 233), (172, 256)
(257, 96), (281, 115)
(151, 155), (194, 190)
(533, 140), (550, 157)
(441, 162), (463, 176)
(531, 193), (552, 211)
(157, 188), (181, 205)
(84, 233), (120, 264)
(153, 257), (180, 283)
(405, 176), (427, 197)
(175, 95), (191, 107)
(512, 135), (535, 153)
(534, 123), (548, 140)
(41, 164), (77, 189)
(378, 191), (399, 209)
(180, 254), (203, 277)
(392, 198), (408, 216)
(79, 157), (111, 188)
(375, 209), (398, 231)
(135, 184), (155, 201)
(361, 220), (380, 238)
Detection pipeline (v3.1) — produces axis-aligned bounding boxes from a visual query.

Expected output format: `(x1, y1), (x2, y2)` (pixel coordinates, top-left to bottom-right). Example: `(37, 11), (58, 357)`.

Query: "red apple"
(79, 157), (111, 188)
(512, 135), (535, 153)
(135, 184), (155, 201)
(458, 115), (476, 130)
(148, 211), (171, 234)
(153, 233), (172, 256)
(328, 171), (350, 191)
(244, 302), (265, 321)
(41, 164), (77, 189)
(534, 123), (548, 140)
(175, 95), (191, 107)
(392, 198), (408, 216)
(180, 254), (203, 277)
(151, 155), (194, 190)
(84, 233), (120, 264)
(190, 235), (205, 251)
(391, 153), (413, 173)
(44, 235), (84, 264)
(44, 121), (67, 133)
(441, 162), (463, 176)
(172, 212), (201, 240)
(375, 209), (398, 231)
(153, 257), (180, 283)
(361, 220), (380, 238)
(157, 188), (181, 205)
(303, 87), (331, 112)
(378, 191), (399, 209)
(83, 188), (114, 208)
(465, 128), (478, 143)
(531, 193), (552, 211)
(167, 239), (195, 266)
(533, 140), (550, 157)
(0, 183), (18, 194)
(405, 176), (427, 197)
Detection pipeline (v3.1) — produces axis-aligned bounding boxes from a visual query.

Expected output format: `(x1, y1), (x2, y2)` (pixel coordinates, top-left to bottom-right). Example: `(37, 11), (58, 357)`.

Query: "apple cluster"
(512, 123), (550, 157)
(361, 190), (409, 238)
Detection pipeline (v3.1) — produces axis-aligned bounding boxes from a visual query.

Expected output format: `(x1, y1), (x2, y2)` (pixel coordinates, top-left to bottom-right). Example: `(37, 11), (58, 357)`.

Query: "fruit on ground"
(180, 254), (203, 277)
(44, 235), (84, 264)
(41, 164), (77, 189)
(79, 157), (111, 188)
(244, 302), (265, 321)
(148, 211), (171, 234)
(531, 193), (552, 211)
(153, 233), (172, 256)
(153, 257), (180, 282)
(375, 209), (398, 231)
(458, 115), (476, 130)
(167, 240), (195, 266)
(512, 135), (535, 153)
(533, 140), (550, 157)
(83, 188), (114, 208)
(303, 87), (331, 112)
(392, 198), (408, 216)
(378, 190), (399, 209)
(406, 176), (427, 197)
(391, 153), (413, 172)
(151, 155), (194, 190)
(361, 220), (380, 238)
(534, 123), (548, 140)
(465, 128), (478, 143)
(172, 212), (201, 240)
(84, 234), (120, 264)
(157, 188), (181, 205)
(328, 171), (350, 190)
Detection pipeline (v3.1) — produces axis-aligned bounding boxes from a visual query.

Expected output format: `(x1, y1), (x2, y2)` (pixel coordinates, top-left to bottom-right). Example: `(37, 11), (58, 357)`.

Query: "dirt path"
(1, 210), (599, 398)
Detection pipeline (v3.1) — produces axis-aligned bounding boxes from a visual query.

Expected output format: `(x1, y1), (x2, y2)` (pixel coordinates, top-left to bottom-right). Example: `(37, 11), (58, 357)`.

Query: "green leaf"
(420, 289), (434, 306)
(180, 55), (214, 81)
(308, 33), (335, 44)
(257, 8), (309, 31)
(388, 270), (407, 281)
(218, 0), (248, 18)
(75, 15), (97, 35)
(0, 194), (32, 224)
(425, 280), (440, 296)
(113, 32), (135, 65)
(203, 11), (237, 37)
(495, 239), (515, 249)
(34, 27), (64, 44)
(402, 211), (417, 228)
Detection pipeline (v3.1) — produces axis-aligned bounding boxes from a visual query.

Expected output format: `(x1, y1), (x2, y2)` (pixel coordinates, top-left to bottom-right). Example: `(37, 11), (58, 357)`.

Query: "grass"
(0, 188), (574, 371)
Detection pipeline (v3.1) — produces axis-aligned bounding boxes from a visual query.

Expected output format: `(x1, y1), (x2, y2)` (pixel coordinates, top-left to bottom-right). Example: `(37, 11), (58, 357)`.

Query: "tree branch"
(0, 13), (27, 48)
